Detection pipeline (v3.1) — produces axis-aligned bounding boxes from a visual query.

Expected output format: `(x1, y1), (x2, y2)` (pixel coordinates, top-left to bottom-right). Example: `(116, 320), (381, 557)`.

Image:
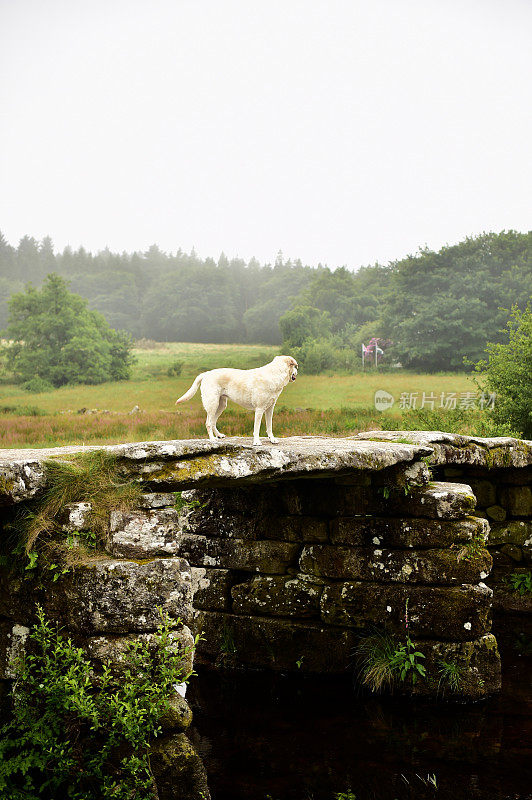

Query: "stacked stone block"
(128, 471), (501, 699)
(355, 432), (532, 624)
(441, 466), (532, 617)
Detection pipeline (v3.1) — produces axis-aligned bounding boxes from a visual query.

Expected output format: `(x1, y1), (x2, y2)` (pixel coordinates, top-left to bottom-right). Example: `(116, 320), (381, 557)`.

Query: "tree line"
(0, 229), (531, 372)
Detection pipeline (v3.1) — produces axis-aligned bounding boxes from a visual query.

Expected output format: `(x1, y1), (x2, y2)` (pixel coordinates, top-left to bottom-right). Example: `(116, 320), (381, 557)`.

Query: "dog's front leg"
(253, 408), (265, 445)
(265, 405), (278, 444)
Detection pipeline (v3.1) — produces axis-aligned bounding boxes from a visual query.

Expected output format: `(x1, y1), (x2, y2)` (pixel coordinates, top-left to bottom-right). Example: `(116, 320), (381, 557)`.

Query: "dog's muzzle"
(291, 373), (297, 381)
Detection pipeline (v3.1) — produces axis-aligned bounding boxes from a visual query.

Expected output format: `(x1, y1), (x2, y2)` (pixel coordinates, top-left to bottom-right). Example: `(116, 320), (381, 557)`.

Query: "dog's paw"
(269, 437), (279, 444)
(252, 439), (261, 446)
(215, 431), (226, 439)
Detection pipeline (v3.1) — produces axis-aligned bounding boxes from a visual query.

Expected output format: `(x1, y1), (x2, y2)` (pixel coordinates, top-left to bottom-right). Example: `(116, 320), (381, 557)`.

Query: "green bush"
(475, 304), (532, 438)
(22, 377), (54, 394)
(0, 606), (196, 799)
(290, 338), (360, 374)
(167, 359), (184, 376)
(279, 304), (331, 349)
(5, 273), (134, 387)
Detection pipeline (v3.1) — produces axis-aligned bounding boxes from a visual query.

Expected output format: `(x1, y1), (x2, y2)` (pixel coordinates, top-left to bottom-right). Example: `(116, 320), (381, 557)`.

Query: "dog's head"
(277, 355), (298, 381)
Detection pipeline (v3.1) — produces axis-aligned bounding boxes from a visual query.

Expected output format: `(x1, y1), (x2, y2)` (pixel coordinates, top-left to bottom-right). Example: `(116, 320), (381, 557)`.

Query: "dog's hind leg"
(201, 383), (222, 442)
(265, 403), (279, 444)
(213, 396), (228, 438)
(253, 408), (265, 446)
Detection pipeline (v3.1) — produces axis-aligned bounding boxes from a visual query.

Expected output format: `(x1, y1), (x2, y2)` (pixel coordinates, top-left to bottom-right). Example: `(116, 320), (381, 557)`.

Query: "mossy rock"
(150, 732), (210, 800)
(44, 558), (193, 633)
(159, 692), (193, 733)
(330, 515), (488, 549)
(299, 544), (492, 585)
(320, 582), (492, 640)
(488, 520), (532, 547)
(410, 634), (501, 699)
(231, 575), (322, 618)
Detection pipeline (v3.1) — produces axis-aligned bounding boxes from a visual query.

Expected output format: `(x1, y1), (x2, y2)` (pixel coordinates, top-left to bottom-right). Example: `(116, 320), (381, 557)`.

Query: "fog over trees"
(0, 229), (530, 372)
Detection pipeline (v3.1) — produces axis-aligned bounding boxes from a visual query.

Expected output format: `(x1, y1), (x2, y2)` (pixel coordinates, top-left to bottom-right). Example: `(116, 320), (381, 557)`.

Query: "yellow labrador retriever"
(175, 355), (298, 445)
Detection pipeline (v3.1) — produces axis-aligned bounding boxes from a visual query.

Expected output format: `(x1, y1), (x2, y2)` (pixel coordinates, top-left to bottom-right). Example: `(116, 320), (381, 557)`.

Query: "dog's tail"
(175, 373), (205, 404)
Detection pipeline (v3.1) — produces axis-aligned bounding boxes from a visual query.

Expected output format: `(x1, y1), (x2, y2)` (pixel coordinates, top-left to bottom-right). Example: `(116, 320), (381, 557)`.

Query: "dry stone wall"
(1, 433), (530, 710)
(175, 476), (499, 699)
(356, 431), (532, 624)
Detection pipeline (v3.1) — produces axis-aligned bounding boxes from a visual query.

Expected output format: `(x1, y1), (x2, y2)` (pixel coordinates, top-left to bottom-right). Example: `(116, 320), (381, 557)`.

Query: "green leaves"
(382, 231), (532, 372)
(5, 273), (134, 388)
(475, 304), (532, 438)
(389, 635), (426, 686)
(506, 570), (532, 596)
(0, 606), (197, 798)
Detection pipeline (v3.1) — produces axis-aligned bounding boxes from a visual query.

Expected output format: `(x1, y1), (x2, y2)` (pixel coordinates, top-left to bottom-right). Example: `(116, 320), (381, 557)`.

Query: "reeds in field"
(0, 404), (512, 450)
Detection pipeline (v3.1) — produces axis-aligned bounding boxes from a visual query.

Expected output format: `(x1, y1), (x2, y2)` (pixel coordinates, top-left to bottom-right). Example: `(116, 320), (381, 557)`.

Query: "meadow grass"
(0, 341), (488, 448)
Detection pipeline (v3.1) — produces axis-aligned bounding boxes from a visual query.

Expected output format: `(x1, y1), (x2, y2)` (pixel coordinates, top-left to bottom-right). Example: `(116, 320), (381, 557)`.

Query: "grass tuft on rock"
(19, 450), (141, 554)
(356, 630), (398, 693)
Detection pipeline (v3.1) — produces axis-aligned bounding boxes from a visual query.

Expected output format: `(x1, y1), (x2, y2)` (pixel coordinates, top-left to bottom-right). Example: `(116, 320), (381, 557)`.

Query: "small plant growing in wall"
(220, 622), (237, 656)
(456, 529), (487, 563)
(17, 450), (141, 553)
(356, 600), (426, 692)
(506, 570), (532, 596)
(437, 659), (464, 695)
(7, 450), (142, 578)
(0, 606), (197, 798)
(173, 491), (204, 514)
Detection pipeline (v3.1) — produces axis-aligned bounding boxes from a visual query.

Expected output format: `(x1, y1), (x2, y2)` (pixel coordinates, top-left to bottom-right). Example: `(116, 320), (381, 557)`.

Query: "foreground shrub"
(475, 304), (532, 438)
(0, 607), (196, 799)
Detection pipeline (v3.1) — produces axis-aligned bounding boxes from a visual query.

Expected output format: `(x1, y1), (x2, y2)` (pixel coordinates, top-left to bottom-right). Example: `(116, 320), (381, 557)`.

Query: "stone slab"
(185, 505), (329, 543)
(330, 515), (488, 549)
(0, 437), (433, 503)
(488, 520), (532, 547)
(46, 557), (193, 633)
(299, 544), (492, 584)
(106, 508), (182, 558)
(355, 431), (532, 468)
(190, 567), (233, 611)
(231, 575), (322, 618)
(320, 582), (492, 640)
(369, 482), (476, 519)
(498, 486), (532, 517)
(175, 536), (299, 574)
(409, 634), (501, 698)
(138, 492), (177, 508)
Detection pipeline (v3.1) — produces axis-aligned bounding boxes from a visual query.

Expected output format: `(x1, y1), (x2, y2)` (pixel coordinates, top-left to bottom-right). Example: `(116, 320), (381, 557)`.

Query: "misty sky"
(1, 0), (531, 269)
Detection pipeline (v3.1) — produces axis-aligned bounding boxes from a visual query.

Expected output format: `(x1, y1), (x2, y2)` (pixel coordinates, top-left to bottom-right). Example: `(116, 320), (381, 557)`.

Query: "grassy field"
(0, 342), (492, 449)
